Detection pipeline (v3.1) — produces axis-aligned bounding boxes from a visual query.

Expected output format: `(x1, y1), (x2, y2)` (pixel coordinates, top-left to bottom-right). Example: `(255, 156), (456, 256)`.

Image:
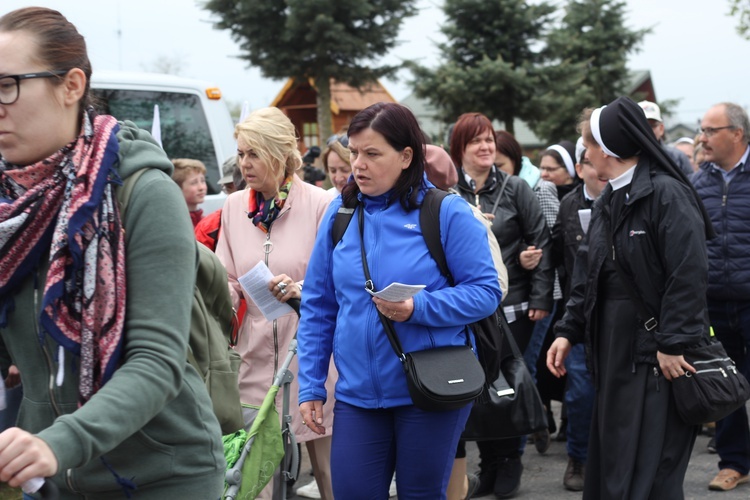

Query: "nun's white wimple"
(591, 106), (621, 159)
(547, 144), (575, 178)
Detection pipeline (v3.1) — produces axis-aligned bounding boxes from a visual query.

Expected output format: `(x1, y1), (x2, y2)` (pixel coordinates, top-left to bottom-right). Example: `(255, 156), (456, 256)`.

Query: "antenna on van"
(151, 105), (163, 148)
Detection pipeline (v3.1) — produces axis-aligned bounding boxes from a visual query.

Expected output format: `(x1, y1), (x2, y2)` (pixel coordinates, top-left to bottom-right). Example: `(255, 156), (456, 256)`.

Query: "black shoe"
(533, 429), (551, 454)
(464, 473), (479, 500)
(472, 465), (496, 497)
(563, 457), (585, 491)
(555, 425), (567, 442)
(708, 436), (717, 454)
(494, 457), (523, 498)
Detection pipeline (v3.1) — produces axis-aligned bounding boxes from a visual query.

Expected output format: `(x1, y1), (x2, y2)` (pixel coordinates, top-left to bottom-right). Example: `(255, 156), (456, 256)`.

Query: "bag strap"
(332, 206), (356, 246)
(604, 220), (658, 332)
(490, 172), (511, 217)
(419, 189), (453, 284)
(357, 206), (408, 363)
(116, 168), (148, 219)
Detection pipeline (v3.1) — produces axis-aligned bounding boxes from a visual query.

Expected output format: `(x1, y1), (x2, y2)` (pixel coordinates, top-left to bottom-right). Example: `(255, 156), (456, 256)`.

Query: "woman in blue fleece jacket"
(297, 102), (502, 499)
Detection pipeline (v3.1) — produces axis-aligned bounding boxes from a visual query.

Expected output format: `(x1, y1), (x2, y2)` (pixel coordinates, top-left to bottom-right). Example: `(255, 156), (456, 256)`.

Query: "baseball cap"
(219, 156), (237, 185)
(638, 100), (662, 122)
(674, 136), (695, 145)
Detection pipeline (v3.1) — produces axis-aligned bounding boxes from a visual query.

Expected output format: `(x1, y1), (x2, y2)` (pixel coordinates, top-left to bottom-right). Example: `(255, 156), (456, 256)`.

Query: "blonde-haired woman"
(215, 107), (336, 499)
(323, 134), (352, 194)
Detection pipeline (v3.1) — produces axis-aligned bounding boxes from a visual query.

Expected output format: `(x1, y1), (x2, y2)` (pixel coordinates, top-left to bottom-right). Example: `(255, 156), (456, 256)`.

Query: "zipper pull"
(720, 367), (727, 377)
(612, 245), (615, 261)
(722, 194), (727, 207)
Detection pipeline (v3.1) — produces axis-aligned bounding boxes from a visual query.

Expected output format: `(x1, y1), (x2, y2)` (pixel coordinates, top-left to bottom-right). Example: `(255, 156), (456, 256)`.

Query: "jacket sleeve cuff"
(554, 321), (583, 345)
(528, 298), (552, 313)
(658, 344), (684, 355)
(37, 418), (85, 471)
(299, 388), (328, 405)
(407, 293), (425, 323)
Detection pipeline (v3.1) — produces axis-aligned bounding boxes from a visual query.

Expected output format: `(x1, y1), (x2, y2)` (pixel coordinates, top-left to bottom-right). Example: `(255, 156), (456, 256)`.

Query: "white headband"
(591, 106), (621, 159)
(547, 145), (576, 178)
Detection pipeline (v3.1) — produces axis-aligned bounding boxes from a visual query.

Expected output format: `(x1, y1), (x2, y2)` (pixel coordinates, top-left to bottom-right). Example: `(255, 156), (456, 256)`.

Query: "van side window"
(92, 89), (221, 194)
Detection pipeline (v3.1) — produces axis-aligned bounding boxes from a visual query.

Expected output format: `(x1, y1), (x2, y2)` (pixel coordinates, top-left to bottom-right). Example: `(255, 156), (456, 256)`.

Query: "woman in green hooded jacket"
(0, 7), (225, 498)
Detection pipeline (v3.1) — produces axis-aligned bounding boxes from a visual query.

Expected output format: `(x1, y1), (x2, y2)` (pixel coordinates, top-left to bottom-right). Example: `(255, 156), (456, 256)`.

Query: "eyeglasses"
(699, 126), (736, 138)
(326, 133), (349, 148)
(540, 165), (565, 173)
(0, 70), (69, 105)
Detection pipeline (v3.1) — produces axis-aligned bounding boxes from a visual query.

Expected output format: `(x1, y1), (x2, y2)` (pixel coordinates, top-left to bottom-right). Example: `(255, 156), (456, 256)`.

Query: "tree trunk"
(504, 112), (515, 136)
(315, 75), (333, 147)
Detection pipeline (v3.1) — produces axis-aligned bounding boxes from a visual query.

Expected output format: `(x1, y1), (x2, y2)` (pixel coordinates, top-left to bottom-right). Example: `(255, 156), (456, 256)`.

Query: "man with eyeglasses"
(691, 102), (750, 493)
(638, 100), (694, 176)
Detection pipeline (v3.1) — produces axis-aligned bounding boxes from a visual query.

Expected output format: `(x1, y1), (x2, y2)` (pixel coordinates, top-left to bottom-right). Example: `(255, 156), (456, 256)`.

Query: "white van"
(90, 71), (235, 214)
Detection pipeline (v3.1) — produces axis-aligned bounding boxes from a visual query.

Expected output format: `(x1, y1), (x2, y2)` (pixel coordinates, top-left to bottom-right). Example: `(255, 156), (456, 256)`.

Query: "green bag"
(118, 168), (244, 435)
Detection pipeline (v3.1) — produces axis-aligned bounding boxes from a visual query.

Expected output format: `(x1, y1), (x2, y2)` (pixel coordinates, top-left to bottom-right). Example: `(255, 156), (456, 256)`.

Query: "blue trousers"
(564, 344), (594, 463)
(708, 298), (750, 475)
(331, 400), (471, 499)
(523, 302), (557, 381)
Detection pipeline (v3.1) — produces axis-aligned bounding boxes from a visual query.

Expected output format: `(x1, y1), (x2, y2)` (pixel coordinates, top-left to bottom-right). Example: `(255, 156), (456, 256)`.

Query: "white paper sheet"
(238, 261), (294, 321)
(578, 209), (592, 234)
(366, 282), (425, 302)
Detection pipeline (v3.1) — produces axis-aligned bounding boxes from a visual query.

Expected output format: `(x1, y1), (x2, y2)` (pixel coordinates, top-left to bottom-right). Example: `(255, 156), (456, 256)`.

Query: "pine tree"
(408, 0), (558, 136)
(538, 0), (649, 142)
(203, 0), (417, 142)
(729, 0), (750, 38)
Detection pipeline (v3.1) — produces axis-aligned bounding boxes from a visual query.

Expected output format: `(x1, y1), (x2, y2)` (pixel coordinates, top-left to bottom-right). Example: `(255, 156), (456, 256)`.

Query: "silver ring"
(278, 282), (287, 291)
(281, 289), (287, 296)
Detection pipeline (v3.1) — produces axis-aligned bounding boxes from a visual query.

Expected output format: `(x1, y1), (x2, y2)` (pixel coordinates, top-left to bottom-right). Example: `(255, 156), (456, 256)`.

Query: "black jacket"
(455, 168), (553, 311)
(555, 158), (709, 370)
(551, 183), (592, 301)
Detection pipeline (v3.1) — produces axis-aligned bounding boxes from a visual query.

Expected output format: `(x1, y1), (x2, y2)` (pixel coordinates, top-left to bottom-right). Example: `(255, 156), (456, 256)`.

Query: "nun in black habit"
(546, 97), (714, 500)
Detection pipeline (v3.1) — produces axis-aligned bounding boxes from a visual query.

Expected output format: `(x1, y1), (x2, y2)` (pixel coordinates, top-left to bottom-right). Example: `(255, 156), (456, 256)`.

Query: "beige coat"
(216, 175), (335, 442)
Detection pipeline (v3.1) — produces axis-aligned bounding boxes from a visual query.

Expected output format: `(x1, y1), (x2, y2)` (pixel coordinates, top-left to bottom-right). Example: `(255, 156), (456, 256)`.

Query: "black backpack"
(331, 189), (504, 384)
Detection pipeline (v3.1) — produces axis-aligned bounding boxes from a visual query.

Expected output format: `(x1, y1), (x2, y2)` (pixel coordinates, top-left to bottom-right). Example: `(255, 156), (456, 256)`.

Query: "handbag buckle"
(644, 317), (658, 331)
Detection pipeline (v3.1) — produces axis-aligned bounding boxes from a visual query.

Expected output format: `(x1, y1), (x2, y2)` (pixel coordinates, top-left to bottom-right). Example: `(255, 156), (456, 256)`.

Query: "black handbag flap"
(406, 345), (485, 399)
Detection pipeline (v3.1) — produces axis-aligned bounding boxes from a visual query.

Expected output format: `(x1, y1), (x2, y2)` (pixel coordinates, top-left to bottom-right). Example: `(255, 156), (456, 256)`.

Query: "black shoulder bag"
(607, 223), (750, 426)
(357, 205), (485, 411)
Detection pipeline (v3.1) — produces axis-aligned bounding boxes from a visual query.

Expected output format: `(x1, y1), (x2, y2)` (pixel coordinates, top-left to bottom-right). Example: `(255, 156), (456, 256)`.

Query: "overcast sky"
(3, 0), (748, 128)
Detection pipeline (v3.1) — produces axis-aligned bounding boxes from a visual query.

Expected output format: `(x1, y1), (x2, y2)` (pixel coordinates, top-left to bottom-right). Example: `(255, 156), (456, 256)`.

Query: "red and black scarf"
(0, 111), (125, 405)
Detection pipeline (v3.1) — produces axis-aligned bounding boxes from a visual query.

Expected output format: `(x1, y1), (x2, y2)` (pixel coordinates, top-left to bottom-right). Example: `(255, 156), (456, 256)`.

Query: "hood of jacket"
(519, 156), (541, 189)
(115, 120), (174, 180)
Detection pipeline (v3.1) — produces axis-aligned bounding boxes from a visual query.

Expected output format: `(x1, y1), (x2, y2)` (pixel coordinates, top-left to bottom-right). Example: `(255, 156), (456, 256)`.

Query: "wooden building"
(271, 78), (397, 149)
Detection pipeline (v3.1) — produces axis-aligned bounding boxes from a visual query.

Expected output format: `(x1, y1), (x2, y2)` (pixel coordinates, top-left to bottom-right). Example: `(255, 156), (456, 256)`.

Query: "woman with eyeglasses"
(548, 97), (714, 499)
(0, 7), (225, 497)
(539, 140), (580, 201)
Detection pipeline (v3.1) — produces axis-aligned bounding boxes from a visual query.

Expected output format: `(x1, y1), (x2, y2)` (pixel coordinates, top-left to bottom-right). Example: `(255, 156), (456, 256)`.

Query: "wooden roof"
(271, 78), (396, 114)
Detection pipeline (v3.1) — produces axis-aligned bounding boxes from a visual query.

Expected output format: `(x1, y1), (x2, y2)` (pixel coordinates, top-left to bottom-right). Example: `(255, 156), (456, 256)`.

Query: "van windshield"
(92, 89), (220, 194)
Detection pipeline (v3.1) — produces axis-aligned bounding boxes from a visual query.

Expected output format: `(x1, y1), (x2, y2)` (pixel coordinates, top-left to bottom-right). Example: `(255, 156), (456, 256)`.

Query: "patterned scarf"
(0, 111), (126, 405)
(247, 175), (293, 233)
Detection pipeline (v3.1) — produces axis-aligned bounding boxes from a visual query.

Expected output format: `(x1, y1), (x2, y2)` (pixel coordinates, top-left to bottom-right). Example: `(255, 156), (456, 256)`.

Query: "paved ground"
(289, 401), (750, 499)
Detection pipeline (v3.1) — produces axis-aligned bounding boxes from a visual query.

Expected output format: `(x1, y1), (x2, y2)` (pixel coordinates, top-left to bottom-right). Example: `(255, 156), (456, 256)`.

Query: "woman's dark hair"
(494, 130), (523, 176)
(539, 149), (565, 168)
(449, 113), (496, 169)
(342, 102), (425, 211)
(0, 7), (93, 115)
